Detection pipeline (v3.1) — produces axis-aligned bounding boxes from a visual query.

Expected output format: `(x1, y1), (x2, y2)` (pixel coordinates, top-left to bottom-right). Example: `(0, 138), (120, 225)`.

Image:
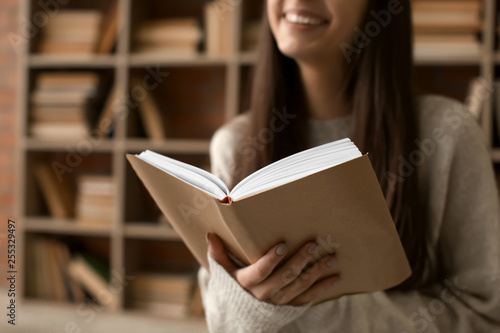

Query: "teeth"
(285, 13), (323, 26)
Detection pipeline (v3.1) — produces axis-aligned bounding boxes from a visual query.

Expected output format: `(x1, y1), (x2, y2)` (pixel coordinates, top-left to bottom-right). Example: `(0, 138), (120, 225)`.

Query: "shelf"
(413, 50), (481, 66)
(25, 138), (115, 152)
(129, 53), (229, 67)
(7, 300), (208, 333)
(24, 218), (112, 236)
(125, 308), (206, 326)
(236, 51), (482, 67)
(28, 55), (118, 68)
(124, 223), (181, 240)
(27, 51), (484, 67)
(125, 139), (210, 153)
(492, 149), (500, 163)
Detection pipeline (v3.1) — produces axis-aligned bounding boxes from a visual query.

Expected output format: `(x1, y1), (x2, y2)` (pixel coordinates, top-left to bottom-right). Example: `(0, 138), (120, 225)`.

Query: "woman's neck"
(297, 61), (351, 121)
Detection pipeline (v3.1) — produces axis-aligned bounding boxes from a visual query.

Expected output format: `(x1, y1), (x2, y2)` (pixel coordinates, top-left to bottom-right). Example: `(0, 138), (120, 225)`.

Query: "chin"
(276, 40), (321, 63)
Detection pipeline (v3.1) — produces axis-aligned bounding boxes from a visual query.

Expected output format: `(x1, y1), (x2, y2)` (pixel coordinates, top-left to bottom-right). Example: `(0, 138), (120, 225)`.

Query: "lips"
(282, 10), (329, 27)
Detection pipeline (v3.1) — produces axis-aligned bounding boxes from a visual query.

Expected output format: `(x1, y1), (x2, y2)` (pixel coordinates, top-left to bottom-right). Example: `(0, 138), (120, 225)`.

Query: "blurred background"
(0, 0), (499, 332)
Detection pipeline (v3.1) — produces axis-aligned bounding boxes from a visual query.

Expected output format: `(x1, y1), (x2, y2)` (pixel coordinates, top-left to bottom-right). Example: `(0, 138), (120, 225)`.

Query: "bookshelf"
(14, 0), (500, 325)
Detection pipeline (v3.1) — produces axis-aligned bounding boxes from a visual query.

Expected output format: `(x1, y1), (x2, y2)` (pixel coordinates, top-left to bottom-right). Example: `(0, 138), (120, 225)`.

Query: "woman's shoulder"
(413, 94), (483, 149)
(209, 112), (251, 183)
(210, 112), (251, 154)
(411, 94), (492, 203)
(212, 112), (251, 142)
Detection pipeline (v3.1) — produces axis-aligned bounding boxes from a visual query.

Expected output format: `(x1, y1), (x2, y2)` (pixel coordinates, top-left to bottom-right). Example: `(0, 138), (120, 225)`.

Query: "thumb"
(207, 233), (238, 273)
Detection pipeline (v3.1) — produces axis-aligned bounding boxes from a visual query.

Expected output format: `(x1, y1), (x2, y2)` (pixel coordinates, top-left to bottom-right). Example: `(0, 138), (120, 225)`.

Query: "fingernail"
(326, 256), (338, 267)
(308, 243), (320, 254)
(329, 277), (340, 287)
(276, 243), (287, 256)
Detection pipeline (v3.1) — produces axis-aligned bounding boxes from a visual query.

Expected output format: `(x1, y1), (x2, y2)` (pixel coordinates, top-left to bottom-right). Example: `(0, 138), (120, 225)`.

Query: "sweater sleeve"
(286, 96), (500, 332)
(198, 257), (310, 333)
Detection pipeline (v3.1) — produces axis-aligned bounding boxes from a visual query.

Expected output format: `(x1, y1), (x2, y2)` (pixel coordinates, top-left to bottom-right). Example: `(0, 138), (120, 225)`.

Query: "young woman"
(198, 0), (500, 332)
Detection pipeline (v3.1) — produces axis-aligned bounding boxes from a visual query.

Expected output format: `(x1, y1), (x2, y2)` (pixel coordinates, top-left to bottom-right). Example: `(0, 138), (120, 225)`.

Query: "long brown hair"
(233, 0), (429, 289)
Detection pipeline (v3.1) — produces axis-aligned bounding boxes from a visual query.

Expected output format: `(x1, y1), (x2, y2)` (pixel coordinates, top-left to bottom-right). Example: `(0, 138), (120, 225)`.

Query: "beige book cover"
(126, 151), (411, 304)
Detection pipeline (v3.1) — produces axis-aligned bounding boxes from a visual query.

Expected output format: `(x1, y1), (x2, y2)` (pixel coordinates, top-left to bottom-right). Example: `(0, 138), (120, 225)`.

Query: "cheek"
(327, 0), (368, 42)
(267, 0), (281, 37)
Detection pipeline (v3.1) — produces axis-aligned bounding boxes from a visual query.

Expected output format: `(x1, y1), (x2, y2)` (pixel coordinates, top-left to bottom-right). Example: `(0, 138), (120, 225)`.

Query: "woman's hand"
(207, 233), (340, 306)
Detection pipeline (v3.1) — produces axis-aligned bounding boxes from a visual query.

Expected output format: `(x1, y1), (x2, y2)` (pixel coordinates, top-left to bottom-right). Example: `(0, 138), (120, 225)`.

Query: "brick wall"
(0, 0), (19, 289)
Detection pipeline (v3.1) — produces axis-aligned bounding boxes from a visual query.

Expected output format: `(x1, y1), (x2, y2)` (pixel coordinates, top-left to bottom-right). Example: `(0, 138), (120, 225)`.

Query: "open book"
(127, 138), (411, 304)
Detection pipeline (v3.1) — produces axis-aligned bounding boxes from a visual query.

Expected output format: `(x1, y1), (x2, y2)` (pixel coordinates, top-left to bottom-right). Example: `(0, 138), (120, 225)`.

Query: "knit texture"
(198, 95), (500, 332)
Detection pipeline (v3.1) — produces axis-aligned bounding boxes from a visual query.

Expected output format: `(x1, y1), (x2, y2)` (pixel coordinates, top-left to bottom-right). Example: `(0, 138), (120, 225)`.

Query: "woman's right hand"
(207, 233), (341, 306)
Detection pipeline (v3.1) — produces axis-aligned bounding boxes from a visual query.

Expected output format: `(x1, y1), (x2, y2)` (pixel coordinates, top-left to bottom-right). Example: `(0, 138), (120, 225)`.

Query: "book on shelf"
(129, 272), (196, 318)
(29, 72), (102, 140)
(127, 138), (412, 305)
(95, 2), (119, 54)
(412, 0), (482, 33)
(30, 106), (87, 122)
(76, 175), (116, 225)
(130, 77), (167, 140)
(412, 0), (482, 12)
(29, 123), (90, 140)
(30, 90), (96, 105)
(36, 71), (100, 88)
(34, 162), (75, 219)
(95, 85), (119, 137)
(133, 18), (202, 55)
(412, 0), (482, 57)
(68, 253), (118, 309)
(204, 1), (235, 55)
(38, 10), (103, 55)
(26, 237), (86, 303)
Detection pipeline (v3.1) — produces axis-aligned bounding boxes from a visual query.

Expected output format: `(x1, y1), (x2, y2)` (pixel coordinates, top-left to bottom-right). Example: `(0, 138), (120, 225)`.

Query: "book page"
(137, 150), (228, 199)
(229, 138), (361, 200)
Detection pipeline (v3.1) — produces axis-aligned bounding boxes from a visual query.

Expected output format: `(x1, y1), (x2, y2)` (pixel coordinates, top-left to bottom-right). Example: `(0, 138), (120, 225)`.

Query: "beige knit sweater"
(198, 95), (500, 332)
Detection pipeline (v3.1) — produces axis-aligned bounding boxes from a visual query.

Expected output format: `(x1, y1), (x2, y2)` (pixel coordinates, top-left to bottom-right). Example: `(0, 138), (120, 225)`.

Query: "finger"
(270, 255), (338, 305)
(289, 275), (341, 306)
(207, 233), (238, 273)
(248, 242), (321, 301)
(270, 242), (322, 289)
(235, 242), (288, 288)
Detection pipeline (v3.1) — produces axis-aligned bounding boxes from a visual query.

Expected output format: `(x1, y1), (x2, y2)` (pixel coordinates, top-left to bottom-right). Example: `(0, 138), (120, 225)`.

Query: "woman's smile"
(282, 10), (329, 30)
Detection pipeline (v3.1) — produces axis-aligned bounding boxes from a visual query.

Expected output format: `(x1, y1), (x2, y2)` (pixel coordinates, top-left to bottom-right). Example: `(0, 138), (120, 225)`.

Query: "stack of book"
(25, 236), (86, 302)
(412, 0), (482, 58)
(129, 272), (196, 318)
(204, 1), (234, 55)
(76, 175), (116, 225)
(38, 10), (103, 54)
(133, 18), (202, 55)
(29, 72), (100, 140)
